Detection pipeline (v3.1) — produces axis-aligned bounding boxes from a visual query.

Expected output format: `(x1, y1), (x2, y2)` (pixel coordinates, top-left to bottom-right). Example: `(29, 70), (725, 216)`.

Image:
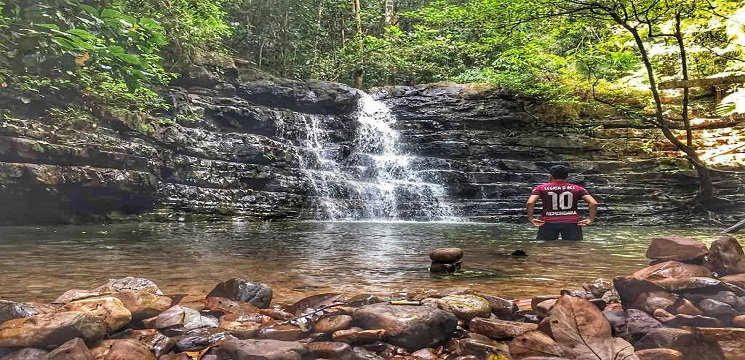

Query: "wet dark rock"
(218, 314), (263, 339)
(237, 79), (360, 115)
(531, 295), (560, 311)
(174, 329), (234, 352)
(108, 329), (175, 357)
(706, 235), (745, 276)
(90, 339), (156, 360)
(207, 278), (272, 308)
(663, 277), (743, 294)
(468, 318), (538, 339)
(0, 301), (41, 323)
(634, 348), (684, 360)
(62, 296), (132, 333)
(312, 314), (353, 334)
(603, 308), (627, 337)
(105, 291), (175, 323)
(657, 312), (723, 328)
(411, 348), (439, 359)
(719, 273), (745, 289)
(45, 338), (93, 360)
(305, 341), (354, 359)
(451, 337), (509, 358)
(507, 330), (564, 359)
(348, 347), (386, 360)
(645, 237), (709, 263)
(429, 248), (464, 262)
(436, 294), (491, 321)
(634, 328), (725, 360)
(682, 291), (738, 307)
(0, 348), (48, 360)
(93, 277), (164, 295)
(480, 295), (518, 320)
(632, 261), (712, 283)
(0, 311), (107, 350)
(331, 328), (386, 344)
(429, 261), (462, 273)
(534, 299), (558, 318)
(637, 291), (679, 314)
(698, 298), (737, 317)
(214, 339), (308, 360)
(256, 324), (308, 341)
(345, 294), (383, 307)
(582, 278), (612, 298)
(352, 303), (457, 352)
(613, 276), (669, 309)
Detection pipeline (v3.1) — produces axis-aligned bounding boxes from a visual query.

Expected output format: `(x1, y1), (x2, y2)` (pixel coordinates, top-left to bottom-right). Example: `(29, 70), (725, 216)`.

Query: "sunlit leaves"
(717, 89), (745, 116)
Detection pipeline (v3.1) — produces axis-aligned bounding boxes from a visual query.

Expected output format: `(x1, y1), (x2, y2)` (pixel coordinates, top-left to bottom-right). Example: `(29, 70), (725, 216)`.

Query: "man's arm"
(578, 194), (598, 226)
(526, 194), (544, 226)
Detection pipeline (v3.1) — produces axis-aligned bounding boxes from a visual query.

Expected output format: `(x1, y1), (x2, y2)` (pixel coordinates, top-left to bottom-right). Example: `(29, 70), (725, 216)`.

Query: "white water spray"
(295, 92), (459, 222)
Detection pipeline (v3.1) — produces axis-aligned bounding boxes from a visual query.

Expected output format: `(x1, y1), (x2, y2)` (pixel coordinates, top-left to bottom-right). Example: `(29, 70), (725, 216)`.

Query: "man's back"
(531, 180), (589, 223)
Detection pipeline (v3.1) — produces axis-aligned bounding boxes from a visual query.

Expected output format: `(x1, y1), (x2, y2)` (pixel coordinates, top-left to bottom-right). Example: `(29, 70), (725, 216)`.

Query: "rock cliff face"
(371, 84), (745, 225)
(0, 63), (742, 225)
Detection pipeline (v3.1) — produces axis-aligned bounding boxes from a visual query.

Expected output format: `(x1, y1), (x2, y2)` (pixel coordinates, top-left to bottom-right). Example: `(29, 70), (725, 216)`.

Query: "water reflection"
(0, 222), (723, 303)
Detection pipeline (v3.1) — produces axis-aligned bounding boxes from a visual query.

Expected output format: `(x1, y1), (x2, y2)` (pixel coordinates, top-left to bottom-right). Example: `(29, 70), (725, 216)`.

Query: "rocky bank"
(0, 58), (743, 225)
(3, 234), (745, 359)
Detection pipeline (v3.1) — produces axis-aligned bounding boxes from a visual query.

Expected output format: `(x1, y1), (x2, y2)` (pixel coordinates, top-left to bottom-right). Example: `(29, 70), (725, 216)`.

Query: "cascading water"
(292, 92), (460, 222)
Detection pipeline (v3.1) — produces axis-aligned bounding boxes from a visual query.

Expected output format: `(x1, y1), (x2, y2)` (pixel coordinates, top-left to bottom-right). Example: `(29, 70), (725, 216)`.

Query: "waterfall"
(293, 92), (460, 222)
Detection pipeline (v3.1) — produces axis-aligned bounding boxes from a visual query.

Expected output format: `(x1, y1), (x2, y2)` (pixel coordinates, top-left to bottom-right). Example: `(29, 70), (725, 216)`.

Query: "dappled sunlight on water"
(0, 221), (725, 304)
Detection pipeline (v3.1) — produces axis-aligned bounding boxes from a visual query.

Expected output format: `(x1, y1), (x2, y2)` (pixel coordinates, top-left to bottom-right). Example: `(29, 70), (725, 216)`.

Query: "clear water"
(0, 222), (727, 305)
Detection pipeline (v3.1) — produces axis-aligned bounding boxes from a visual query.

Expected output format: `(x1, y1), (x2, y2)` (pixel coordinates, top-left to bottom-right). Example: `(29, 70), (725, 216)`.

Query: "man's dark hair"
(549, 165), (570, 180)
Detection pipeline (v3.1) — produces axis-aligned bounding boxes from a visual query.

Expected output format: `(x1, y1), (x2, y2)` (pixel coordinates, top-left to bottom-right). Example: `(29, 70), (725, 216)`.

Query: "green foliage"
(117, 0), (230, 64)
(2, 0), (744, 128)
(0, 0), (188, 131)
(2, 1), (170, 89)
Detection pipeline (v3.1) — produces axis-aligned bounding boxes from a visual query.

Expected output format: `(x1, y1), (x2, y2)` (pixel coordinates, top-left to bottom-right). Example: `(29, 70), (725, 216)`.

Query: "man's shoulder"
(532, 183), (550, 191)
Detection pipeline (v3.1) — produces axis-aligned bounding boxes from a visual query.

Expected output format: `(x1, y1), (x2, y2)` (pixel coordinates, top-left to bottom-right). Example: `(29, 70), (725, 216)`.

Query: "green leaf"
(79, 4), (98, 16)
(100, 8), (124, 24)
(51, 35), (78, 50)
(66, 28), (97, 42)
(122, 71), (140, 92)
(115, 53), (142, 66)
(35, 23), (60, 31)
(107, 45), (126, 55)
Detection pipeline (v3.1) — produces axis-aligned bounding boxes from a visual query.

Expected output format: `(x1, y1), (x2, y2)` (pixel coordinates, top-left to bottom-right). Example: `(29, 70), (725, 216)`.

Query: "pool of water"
(0, 221), (725, 304)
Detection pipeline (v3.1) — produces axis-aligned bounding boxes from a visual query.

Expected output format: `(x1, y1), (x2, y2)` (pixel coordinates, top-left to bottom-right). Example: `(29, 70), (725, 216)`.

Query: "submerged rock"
(207, 278), (272, 308)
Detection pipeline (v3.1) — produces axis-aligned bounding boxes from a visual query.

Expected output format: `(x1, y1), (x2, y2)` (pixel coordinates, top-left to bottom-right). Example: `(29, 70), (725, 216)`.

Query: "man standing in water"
(526, 165), (598, 240)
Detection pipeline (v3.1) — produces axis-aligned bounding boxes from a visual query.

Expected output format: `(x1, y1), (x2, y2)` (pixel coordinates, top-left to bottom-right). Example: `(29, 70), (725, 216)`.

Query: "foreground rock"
(2, 234), (745, 359)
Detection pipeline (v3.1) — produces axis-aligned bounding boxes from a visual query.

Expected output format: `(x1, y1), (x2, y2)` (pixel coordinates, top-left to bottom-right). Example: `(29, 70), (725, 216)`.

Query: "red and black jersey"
(531, 181), (590, 223)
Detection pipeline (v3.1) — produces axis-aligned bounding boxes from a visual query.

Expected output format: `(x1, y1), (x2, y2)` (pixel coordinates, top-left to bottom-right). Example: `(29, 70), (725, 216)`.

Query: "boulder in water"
(429, 248), (464, 262)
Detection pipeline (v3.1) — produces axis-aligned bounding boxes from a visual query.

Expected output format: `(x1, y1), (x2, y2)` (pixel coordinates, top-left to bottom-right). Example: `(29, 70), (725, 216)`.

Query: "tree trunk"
(615, 15), (714, 202)
(352, 0), (364, 89)
(674, 14), (693, 149)
(724, 219), (745, 234)
(384, 0), (396, 26)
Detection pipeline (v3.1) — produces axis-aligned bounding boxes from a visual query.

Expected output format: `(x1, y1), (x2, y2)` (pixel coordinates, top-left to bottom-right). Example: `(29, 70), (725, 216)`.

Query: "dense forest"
(1, 0), (743, 208)
(2, 0), (744, 111)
